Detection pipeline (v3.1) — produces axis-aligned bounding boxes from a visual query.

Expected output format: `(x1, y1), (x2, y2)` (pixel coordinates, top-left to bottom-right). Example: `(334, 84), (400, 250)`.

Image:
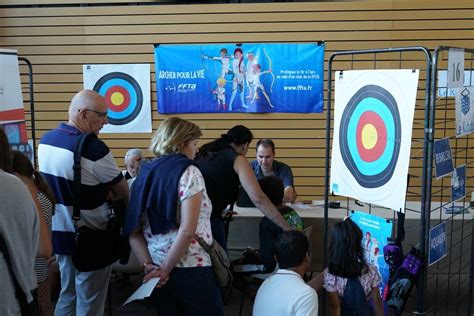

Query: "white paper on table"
(232, 264), (265, 272)
(122, 277), (160, 307)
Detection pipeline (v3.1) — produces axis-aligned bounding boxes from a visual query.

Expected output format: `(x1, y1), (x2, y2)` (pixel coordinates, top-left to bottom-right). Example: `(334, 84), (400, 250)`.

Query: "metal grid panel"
(425, 47), (474, 316)
(324, 47), (432, 315)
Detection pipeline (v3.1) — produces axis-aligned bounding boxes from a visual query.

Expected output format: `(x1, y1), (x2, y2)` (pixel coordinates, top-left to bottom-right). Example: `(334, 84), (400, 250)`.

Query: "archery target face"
(83, 64), (151, 133)
(331, 70), (419, 213)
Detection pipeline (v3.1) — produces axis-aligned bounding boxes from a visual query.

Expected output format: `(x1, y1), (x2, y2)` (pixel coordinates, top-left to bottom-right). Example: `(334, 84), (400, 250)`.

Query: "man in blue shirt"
(251, 138), (297, 203)
(38, 90), (129, 316)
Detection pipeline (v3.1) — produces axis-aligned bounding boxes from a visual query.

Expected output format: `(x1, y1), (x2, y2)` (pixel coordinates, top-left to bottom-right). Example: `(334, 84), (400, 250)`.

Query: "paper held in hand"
(122, 277), (160, 307)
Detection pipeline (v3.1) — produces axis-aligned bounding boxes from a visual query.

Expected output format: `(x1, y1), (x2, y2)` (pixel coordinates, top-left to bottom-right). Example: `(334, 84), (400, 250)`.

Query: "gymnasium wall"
(1, 0), (473, 200)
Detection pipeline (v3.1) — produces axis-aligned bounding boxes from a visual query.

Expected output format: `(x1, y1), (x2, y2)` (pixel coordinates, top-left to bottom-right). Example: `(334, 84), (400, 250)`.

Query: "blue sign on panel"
(451, 164), (466, 202)
(434, 138), (454, 179)
(154, 43), (325, 114)
(429, 222), (447, 266)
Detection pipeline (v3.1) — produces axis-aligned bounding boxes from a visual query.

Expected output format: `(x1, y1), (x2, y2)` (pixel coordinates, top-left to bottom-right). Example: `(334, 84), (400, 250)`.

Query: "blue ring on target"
(339, 85), (401, 188)
(98, 79), (137, 120)
(93, 72), (143, 125)
(346, 97), (395, 176)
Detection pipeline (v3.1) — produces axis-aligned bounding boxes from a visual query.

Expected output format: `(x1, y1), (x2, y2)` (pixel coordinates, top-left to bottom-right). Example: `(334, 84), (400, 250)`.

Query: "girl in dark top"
(11, 151), (55, 316)
(196, 125), (291, 250)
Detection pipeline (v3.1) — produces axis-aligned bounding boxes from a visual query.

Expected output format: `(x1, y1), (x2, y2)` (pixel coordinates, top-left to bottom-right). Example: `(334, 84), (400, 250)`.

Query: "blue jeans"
(54, 255), (112, 316)
(153, 266), (223, 316)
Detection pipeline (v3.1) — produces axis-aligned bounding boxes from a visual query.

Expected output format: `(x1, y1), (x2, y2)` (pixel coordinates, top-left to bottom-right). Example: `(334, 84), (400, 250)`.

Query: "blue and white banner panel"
(351, 211), (393, 297)
(451, 164), (466, 202)
(455, 86), (474, 137)
(429, 222), (447, 266)
(434, 138), (454, 179)
(154, 43), (324, 113)
(83, 64), (152, 134)
(331, 70), (419, 213)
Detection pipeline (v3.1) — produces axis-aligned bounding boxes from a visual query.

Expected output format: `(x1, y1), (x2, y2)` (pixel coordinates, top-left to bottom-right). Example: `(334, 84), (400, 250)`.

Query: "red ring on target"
(104, 86), (131, 113)
(356, 111), (387, 162)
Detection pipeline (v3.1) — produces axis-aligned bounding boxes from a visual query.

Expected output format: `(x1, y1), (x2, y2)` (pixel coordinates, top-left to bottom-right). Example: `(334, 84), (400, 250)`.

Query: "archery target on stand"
(83, 64), (151, 133)
(330, 70), (419, 213)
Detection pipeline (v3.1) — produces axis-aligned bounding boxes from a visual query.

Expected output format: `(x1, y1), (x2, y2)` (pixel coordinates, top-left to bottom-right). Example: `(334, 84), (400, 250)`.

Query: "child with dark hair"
(324, 218), (384, 316)
(253, 230), (318, 316)
(258, 176), (303, 272)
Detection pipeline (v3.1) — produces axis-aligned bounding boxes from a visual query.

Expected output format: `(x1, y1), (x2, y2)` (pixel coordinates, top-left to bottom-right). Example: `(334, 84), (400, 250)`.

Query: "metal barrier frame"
(429, 46), (474, 316)
(324, 47), (432, 315)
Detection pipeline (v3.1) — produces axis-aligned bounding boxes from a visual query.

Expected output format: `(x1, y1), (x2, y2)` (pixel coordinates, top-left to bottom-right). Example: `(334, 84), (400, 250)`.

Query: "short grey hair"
(124, 148), (143, 163)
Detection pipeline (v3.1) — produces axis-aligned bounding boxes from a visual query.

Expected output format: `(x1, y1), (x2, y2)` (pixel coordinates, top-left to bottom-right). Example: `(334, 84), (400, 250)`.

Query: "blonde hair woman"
(124, 117), (224, 315)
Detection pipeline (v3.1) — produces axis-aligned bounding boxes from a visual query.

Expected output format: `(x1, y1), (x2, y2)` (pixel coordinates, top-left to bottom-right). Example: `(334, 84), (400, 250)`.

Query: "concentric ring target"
(339, 84), (401, 188)
(93, 72), (143, 125)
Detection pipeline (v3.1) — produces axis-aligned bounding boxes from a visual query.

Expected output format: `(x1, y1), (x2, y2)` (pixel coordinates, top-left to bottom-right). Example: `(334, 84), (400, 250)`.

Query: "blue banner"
(434, 138), (454, 179)
(154, 43), (324, 113)
(451, 164), (466, 202)
(429, 222), (447, 266)
(351, 211), (393, 300)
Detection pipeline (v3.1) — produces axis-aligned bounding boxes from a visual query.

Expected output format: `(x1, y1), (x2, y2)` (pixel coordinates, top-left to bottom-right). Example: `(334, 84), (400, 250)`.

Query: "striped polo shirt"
(38, 123), (123, 255)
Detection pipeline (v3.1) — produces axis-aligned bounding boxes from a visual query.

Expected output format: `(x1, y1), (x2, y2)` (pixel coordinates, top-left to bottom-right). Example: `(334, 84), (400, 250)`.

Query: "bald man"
(38, 90), (128, 316)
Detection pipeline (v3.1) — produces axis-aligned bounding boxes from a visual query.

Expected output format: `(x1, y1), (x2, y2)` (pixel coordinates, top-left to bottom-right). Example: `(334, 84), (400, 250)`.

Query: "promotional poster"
(351, 211), (393, 299)
(154, 43), (324, 113)
(0, 49), (33, 160)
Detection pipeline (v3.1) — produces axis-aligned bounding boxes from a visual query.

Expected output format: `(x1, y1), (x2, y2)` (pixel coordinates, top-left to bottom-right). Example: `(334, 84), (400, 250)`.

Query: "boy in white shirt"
(253, 230), (318, 316)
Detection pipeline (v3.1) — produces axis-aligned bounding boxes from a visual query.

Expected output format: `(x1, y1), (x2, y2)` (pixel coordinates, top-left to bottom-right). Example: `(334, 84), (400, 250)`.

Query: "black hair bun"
(220, 133), (233, 143)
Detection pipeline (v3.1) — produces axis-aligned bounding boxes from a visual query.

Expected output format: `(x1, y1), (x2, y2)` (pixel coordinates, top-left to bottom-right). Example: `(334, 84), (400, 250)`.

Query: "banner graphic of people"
(0, 49), (33, 160)
(83, 64), (152, 133)
(154, 43), (324, 113)
(330, 70), (419, 213)
(351, 210), (392, 310)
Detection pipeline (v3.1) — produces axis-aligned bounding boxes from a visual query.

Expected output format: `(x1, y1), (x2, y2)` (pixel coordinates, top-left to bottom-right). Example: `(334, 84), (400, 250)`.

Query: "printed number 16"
(452, 62), (461, 82)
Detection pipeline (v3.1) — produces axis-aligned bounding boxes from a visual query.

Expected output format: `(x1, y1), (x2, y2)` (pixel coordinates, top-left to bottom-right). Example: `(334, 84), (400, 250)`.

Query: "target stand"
(324, 47), (433, 315)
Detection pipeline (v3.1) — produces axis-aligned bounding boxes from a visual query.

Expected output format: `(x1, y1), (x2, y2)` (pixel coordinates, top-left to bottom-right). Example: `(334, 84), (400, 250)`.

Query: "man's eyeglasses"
(80, 108), (108, 118)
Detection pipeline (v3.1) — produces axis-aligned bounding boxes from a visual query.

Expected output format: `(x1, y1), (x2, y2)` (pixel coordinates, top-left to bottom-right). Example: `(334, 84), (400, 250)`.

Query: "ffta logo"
(461, 88), (470, 115)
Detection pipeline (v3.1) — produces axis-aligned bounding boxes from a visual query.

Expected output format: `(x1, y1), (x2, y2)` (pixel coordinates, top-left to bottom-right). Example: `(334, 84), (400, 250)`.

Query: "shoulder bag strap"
(72, 133), (92, 222)
(194, 234), (212, 253)
(0, 233), (29, 311)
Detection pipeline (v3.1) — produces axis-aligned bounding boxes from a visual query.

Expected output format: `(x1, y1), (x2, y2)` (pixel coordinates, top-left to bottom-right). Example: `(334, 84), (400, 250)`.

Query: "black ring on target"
(339, 85), (401, 188)
(93, 72), (143, 125)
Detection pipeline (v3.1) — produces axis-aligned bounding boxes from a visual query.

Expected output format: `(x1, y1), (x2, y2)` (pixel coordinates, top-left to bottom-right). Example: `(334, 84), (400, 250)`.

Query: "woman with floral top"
(124, 117), (223, 315)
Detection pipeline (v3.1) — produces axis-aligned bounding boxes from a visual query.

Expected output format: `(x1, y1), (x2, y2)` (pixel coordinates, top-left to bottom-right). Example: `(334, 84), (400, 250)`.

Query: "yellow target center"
(111, 92), (124, 106)
(361, 124), (377, 150)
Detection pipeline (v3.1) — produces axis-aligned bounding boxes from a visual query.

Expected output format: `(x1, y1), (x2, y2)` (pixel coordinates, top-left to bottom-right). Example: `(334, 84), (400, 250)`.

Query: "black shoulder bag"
(71, 133), (122, 272)
(0, 234), (39, 315)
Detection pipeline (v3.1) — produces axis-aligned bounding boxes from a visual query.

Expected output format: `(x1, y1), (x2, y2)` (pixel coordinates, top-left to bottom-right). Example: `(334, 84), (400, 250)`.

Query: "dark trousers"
(153, 266), (224, 316)
(259, 217), (283, 272)
(210, 217), (227, 251)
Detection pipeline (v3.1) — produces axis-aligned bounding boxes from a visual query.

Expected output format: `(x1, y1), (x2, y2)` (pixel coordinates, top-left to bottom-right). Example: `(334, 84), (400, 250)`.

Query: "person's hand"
(143, 265), (170, 288)
(47, 256), (56, 267)
(283, 186), (295, 203)
(283, 222), (294, 231)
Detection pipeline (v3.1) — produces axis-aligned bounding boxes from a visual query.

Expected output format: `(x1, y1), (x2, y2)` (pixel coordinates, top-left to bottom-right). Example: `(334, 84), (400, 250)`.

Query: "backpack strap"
(72, 132), (93, 222)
